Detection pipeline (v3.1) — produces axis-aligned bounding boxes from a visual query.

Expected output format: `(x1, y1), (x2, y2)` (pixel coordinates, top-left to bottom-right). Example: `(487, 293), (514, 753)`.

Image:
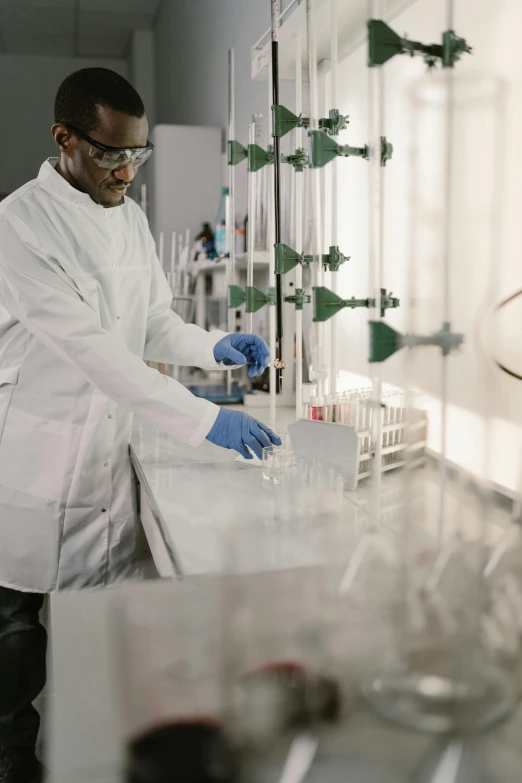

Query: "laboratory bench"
(48, 408), (521, 782)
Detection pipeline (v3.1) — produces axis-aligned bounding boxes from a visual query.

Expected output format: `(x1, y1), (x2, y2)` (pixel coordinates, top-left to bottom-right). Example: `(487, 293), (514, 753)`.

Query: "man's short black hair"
(54, 68), (145, 131)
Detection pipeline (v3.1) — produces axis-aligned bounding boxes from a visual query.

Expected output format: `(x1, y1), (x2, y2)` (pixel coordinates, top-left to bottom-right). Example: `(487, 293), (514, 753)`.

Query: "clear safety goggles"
(63, 122), (154, 170)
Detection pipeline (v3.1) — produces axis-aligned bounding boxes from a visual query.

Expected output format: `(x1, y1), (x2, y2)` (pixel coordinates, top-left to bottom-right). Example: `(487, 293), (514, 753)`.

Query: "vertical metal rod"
(267, 60), (277, 427)
(226, 49), (236, 397)
(247, 122), (257, 334)
(438, 0), (456, 545)
(295, 32), (304, 419)
(271, 0), (284, 392)
(329, 0), (339, 396)
(307, 0), (326, 400)
(368, 0), (386, 524)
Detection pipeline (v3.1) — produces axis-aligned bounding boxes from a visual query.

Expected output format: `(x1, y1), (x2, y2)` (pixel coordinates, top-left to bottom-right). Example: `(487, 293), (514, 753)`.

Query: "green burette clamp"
(309, 130), (392, 169)
(322, 246), (350, 272)
(248, 144), (274, 172)
(319, 109), (349, 136)
(272, 105), (348, 139)
(367, 20), (472, 68)
(246, 286), (276, 313)
(314, 287), (399, 323)
(272, 105), (310, 138)
(275, 244), (313, 275)
(229, 285), (247, 309)
(369, 321), (464, 363)
(228, 140), (248, 166)
(284, 289), (311, 311)
(281, 148), (309, 172)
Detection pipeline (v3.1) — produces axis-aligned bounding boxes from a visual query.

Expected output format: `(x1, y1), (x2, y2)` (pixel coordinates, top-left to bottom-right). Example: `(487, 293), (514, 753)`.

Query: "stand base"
(362, 664), (515, 734)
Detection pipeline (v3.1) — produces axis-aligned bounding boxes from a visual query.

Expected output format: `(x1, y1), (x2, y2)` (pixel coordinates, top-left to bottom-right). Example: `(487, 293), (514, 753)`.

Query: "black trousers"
(0, 586), (47, 751)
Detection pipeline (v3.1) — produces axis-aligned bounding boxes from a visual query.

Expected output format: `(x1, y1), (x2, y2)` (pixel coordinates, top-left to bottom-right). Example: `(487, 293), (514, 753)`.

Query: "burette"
(226, 49), (236, 397)
(294, 32), (304, 419)
(368, 0), (386, 522)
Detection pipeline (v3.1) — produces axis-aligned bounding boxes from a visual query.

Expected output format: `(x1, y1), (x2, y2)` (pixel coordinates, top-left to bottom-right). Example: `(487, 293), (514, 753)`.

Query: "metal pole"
(307, 0), (326, 400)
(271, 0), (284, 392)
(329, 0), (339, 396)
(268, 60), (277, 427)
(368, 0), (385, 523)
(226, 49), (236, 397)
(247, 122), (257, 335)
(295, 32), (303, 419)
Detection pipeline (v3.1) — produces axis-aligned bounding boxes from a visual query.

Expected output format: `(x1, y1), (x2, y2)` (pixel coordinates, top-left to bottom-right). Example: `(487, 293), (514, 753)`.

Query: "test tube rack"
(288, 408), (427, 491)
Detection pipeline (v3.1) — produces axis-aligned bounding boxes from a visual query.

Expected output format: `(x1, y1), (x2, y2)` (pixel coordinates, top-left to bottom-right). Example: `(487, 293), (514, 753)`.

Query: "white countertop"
(130, 406), (510, 579)
(48, 408), (520, 782)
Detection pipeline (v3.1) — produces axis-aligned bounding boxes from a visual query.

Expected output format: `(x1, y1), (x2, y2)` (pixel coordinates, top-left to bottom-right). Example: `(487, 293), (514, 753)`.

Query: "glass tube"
(306, 0), (328, 398)
(247, 121), (257, 334)
(363, 66), (514, 733)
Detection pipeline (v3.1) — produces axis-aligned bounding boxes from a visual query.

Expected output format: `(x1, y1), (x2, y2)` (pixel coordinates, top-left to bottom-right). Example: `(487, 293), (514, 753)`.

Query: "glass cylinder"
(363, 67), (515, 733)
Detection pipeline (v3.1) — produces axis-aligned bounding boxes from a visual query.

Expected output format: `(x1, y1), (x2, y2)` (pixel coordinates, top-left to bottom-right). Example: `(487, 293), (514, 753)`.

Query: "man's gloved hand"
(213, 333), (270, 378)
(206, 409), (281, 460)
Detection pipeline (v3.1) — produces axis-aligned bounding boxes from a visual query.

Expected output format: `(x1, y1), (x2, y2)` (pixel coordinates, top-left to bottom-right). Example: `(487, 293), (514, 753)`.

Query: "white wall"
(332, 0), (522, 490)
(0, 54), (128, 195)
(154, 0), (293, 218)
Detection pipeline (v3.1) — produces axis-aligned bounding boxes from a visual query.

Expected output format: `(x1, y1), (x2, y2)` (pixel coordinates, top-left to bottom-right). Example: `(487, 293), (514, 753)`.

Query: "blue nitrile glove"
(213, 333), (270, 378)
(206, 408), (281, 460)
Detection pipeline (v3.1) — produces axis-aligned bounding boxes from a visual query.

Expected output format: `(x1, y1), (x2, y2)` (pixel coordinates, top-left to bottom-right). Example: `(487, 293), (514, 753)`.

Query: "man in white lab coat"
(0, 68), (280, 782)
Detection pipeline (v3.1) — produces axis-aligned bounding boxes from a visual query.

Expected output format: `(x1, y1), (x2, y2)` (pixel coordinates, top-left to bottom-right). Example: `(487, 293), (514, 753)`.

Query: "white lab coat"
(0, 159), (226, 592)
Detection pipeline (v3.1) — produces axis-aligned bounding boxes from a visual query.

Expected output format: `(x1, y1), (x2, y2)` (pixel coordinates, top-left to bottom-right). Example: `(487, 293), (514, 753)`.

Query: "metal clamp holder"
(309, 131), (393, 169)
(369, 320), (464, 363)
(281, 147), (309, 172)
(228, 140), (248, 166)
(272, 104), (310, 138)
(228, 285), (247, 309)
(284, 289), (311, 311)
(321, 245), (350, 272)
(319, 108), (349, 136)
(367, 19), (472, 69)
(246, 286), (276, 313)
(275, 243), (314, 275)
(314, 287), (399, 322)
(248, 144), (274, 172)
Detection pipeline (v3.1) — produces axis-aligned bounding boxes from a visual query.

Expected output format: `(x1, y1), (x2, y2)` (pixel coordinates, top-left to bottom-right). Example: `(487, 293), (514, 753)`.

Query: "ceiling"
(0, 0), (163, 59)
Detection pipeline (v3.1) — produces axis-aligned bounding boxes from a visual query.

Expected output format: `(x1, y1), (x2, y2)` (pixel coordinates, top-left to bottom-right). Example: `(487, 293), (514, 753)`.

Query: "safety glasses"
(62, 122), (154, 170)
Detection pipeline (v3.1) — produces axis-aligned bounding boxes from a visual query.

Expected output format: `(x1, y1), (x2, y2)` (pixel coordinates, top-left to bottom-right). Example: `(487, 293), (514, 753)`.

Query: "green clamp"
(284, 289), (311, 311)
(228, 140), (248, 166)
(281, 147), (309, 172)
(369, 320), (464, 363)
(275, 243), (314, 275)
(229, 285), (247, 309)
(309, 130), (393, 169)
(321, 245), (350, 272)
(246, 286), (276, 313)
(248, 144), (274, 172)
(319, 109), (349, 136)
(313, 287), (369, 322)
(272, 104), (310, 139)
(368, 19), (471, 69)
(314, 286), (399, 322)
(442, 30), (472, 67)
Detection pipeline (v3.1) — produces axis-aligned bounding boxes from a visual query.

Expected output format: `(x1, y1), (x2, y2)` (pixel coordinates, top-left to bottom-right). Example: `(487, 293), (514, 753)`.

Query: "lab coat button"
(104, 462), (109, 467)
(116, 315), (121, 320)
(101, 508), (107, 513)
(108, 414), (113, 419)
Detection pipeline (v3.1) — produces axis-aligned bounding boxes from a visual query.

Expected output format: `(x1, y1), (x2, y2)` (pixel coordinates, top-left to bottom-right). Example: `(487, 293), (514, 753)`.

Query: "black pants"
(0, 586), (47, 751)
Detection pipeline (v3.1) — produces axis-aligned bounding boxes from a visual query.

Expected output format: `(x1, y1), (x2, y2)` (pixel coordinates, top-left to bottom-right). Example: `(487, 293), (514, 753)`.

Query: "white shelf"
(195, 251), (270, 274)
(251, 0), (419, 81)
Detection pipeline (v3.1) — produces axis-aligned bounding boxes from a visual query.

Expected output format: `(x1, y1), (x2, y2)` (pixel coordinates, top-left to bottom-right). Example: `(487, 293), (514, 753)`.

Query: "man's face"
(52, 105), (149, 208)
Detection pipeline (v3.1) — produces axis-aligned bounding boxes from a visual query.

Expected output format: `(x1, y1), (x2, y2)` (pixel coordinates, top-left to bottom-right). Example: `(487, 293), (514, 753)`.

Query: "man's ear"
(52, 123), (74, 155)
